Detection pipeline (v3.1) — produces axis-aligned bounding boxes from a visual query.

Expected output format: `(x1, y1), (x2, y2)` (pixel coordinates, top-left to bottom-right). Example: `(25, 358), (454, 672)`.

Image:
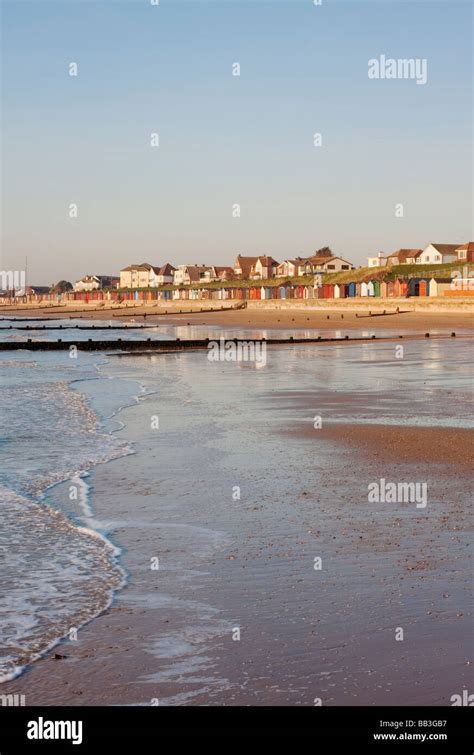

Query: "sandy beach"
(0, 335), (472, 706)
(0, 302), (472, 335)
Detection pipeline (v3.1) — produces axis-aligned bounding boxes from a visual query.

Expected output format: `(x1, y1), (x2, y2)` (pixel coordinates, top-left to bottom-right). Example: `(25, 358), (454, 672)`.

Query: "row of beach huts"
(47, 276), (470, 304)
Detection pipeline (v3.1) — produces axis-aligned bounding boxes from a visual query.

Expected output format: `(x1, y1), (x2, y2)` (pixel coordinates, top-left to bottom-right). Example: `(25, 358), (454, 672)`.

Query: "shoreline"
(1, 342), (471, 706)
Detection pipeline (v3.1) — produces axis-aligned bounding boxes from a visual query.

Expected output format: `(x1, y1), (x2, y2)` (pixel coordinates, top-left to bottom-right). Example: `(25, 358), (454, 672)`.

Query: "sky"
(1, 0), (473, 285)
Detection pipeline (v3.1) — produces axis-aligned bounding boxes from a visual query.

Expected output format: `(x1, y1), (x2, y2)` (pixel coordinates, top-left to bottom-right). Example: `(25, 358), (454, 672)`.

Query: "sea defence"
(0, 333), (460, 352)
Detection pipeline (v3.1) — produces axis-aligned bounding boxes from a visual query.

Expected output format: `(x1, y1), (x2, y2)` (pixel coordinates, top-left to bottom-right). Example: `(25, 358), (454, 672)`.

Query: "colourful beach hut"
(419, 279), (429, 297)
(408, 278), (421, 297)
(347, 282), (356, 297)
(372, 280), (381, 297)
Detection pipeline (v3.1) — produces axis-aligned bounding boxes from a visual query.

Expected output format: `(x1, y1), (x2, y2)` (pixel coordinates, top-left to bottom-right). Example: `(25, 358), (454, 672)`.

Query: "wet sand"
(286, 423), (474, 467)
(1, 342), (472, 706)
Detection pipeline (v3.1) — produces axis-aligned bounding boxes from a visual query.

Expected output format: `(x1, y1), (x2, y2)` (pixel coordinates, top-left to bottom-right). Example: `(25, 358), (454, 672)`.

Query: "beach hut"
(360, 282), (368, 297)
(429, 278), (452, 297)
(419, 279), (429, 297)
(380, 281), (388, 298)
(334, 284), (341, 299)
(408, 278), (420, 297)
(372, 280), (381, 297)
(367, 281), (375, 297)
(347, 282), (356, 297)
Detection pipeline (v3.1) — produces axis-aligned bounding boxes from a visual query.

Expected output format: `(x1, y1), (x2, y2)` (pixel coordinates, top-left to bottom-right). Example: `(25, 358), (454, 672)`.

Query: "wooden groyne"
(112, 302), (246, 317)
(0, 324), (158, 331)
(0, 333), (460, 352)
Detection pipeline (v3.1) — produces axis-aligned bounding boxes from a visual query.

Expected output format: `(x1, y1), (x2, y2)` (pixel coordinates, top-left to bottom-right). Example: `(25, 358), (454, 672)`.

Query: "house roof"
(153, 263), (176, 276)
(234, 255), (258, 277)
(302, 255), (353, 267)
(456, 242), (474, 252)
(255, 256), (279, 266)
(184, 265), (211, 281)
(387, 249), (423, 262)
(214, 266), (234, 275)
(277, 259), (302, 268)
(428, 244), (459, 254)
(121, 263), (154, 272)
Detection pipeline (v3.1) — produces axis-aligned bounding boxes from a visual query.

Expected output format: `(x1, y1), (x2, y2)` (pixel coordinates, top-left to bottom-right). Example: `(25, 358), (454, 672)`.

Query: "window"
(435, 255), (441, 261)
(342, 265), (349, 270)
(459, 250), (466, 259)
(327, 264), (335, 270)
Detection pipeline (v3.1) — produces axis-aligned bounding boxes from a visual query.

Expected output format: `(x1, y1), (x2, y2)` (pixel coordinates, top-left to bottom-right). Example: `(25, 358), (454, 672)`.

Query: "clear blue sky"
(1, 0), (472, 284)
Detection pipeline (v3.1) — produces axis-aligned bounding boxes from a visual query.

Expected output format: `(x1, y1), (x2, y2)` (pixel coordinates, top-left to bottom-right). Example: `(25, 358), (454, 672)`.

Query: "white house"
(153, 263), (176, 285)
(75, 275), (118, 292)
(276, 258), (306, 278)
(250, 256), (279, 279)
(417, 244), (459, 265)
(120, 263), (159, 289)
(298, 255), (355, 275)
(173, 265), (213, 286)
(367, 252), (388, 268)
(75, 275), (101, 292)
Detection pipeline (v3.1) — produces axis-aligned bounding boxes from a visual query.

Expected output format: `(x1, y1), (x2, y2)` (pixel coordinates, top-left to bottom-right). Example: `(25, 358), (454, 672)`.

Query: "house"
(386, 249), (422, 265)
(173, 265), (213, 286)
(298, 255), (355, 275)
(276, 258), (306, 278)
(153, 263), (176, 285)
(250, 256), (279, 279)
(234, 255), (258, 279)
(417, 244), (460, 265)
(367, 252), (388, 268)
(455, 242), (474, 263)
(75, 275), (119, 292)
(211, 266), (235, 281)
(120, 263), (159, 289)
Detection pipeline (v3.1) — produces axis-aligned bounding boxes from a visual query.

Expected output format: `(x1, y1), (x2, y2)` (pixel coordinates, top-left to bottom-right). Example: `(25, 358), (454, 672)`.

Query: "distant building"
(75, 275), (119, 292)
(250, 256), (279, 279)
(153, 263), (176, 285)
(455, 242), (474, 263)
(367, 252), (388, 268)
(173, 265), (213, 286)
(210, 266), (235, 281)
(417, 244), (459, 265)
(386, 249), (422, 265)
(298, 255), (354, 274)
(120, 263), (157, 289)
(234, 255), (259, 279)
(276, 258), (307, 278)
